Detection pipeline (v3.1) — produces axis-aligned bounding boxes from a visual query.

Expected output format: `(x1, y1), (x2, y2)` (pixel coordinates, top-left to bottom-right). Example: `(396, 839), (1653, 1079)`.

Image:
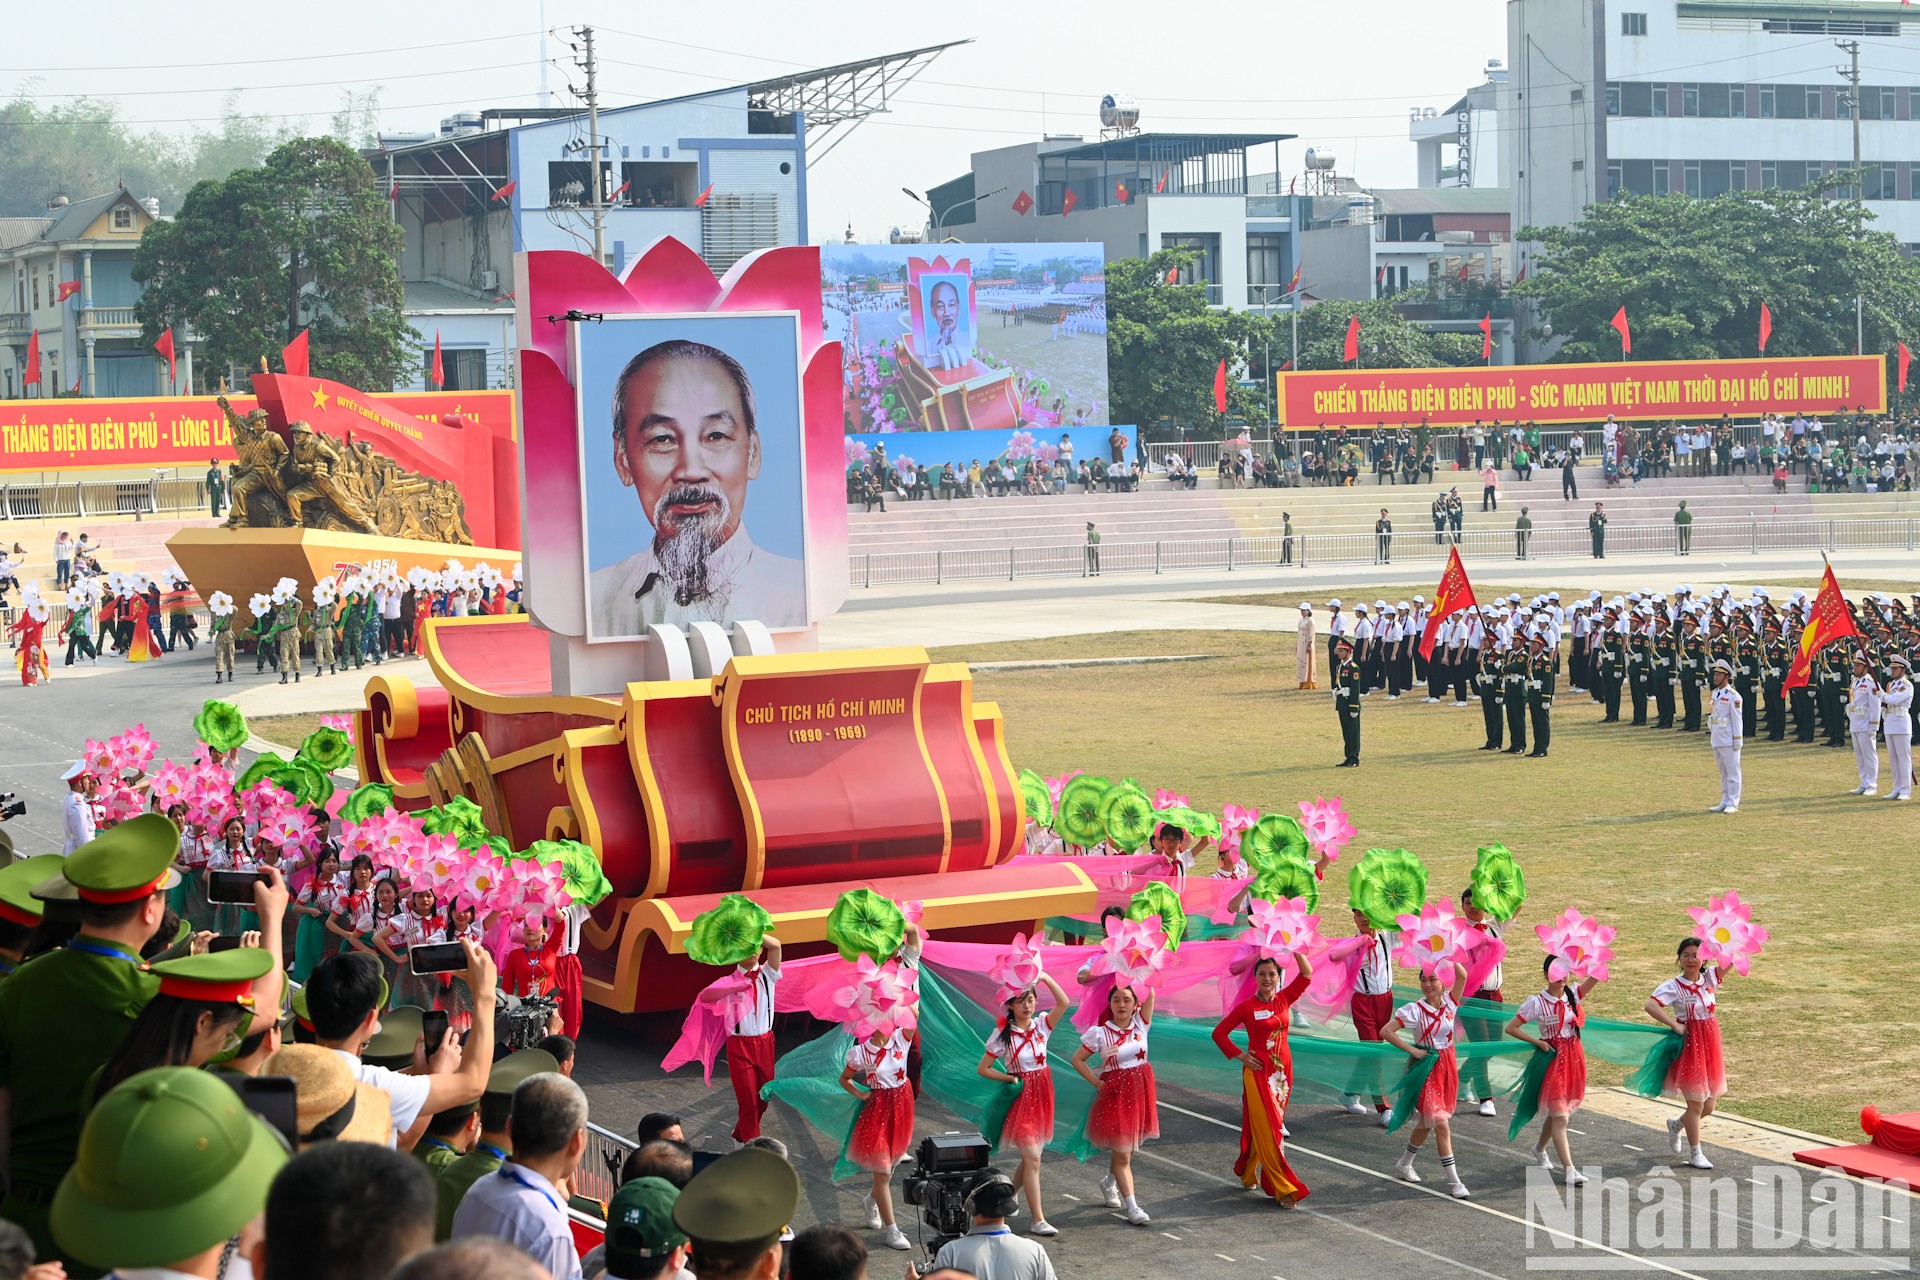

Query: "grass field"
(252, 714), (332, 752)
(932, 628), (1919, 1141)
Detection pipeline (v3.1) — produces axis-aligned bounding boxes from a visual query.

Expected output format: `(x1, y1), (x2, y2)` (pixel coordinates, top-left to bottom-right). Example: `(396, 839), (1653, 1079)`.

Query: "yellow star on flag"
(311, 387), (331, 411)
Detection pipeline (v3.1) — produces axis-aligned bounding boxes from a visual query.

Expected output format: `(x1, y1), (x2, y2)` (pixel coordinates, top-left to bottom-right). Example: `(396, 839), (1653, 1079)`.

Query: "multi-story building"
(1, 189), (179, 399)
(1410, 61), (1508, 189)
(1504, 0), (1920, 257)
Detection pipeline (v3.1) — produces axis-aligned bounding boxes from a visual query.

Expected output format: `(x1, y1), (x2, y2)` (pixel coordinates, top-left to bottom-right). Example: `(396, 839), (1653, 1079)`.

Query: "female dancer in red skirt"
(1644, 936), (1728, 1170)
(1504, 955), (1600, 1185)
(1211, 952), (1314, 1207)
(976, 971), (1071, 1236)
(841, 1026), (915, 1253)
(1382, 961), (1472, 1197)
(1071, 982), (1158, 1225)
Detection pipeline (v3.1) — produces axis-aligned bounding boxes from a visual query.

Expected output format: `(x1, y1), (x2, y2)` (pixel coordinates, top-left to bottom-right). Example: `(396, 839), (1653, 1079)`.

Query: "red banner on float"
(1274, 354), (1885, 429)
(0, 389), (516, 472)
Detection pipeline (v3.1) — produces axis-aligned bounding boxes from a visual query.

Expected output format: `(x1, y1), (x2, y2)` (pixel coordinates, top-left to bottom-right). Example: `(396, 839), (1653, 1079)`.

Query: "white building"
(1409, 61), (1507, 189)
(1505, 0), (1920, 256)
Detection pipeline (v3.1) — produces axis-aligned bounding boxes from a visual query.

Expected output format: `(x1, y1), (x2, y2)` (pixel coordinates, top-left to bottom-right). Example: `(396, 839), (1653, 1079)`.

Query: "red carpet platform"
(1794, 1108), (1920, 1182)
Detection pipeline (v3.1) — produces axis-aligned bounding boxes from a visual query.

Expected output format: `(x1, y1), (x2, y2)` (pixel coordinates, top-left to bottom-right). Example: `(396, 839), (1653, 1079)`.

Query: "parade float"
(347, 240), (1096, 1016)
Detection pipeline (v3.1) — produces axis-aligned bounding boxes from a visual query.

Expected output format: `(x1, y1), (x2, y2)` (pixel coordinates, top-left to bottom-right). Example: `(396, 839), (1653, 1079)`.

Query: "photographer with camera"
(907, 1169), (1056, 1280)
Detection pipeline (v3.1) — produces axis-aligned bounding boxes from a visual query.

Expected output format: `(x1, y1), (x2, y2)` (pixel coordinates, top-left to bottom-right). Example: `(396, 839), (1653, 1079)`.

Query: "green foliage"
(134, 137), (416, 390)
(1517, 179), (1920, 366)
(1290, 297), (1484, 372)
(1105, 250), (1267, 431)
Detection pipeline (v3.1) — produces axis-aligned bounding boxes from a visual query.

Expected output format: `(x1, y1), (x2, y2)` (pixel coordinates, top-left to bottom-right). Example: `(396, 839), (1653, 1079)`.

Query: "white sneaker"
(1343, 1096), (1370, 1115)
(1688, 1150), (1714, 1170)
(1722, 807), (1737, 815)
(1565, 1168), (1588, 1187)
(1125, 1204), (1152, 1226)
(1849, 786), (1867, 795)
(1029, 1221), (1058, 1237)
(863, 1195), (882, 1229)
(881, 1225), (911, 1251)
(1282, 1122), (1291, 1137)
(1386, 695), (1401, 700)
(1100, 1174), (1122, 1209)
(1449, 1179), (1472, 1199)
(1423, 697), (1440, 703)
(1708, 802), (1727, 813)
(1666, 1116), (1686, 1156)
(1534, 1146), (1555, 1170)
(1393, 1155), (1421, 1183)
(1377, 1109), (1393, 1129)
(1477, 1099), (1497, 1117)
(1452, 700), (1470, 707)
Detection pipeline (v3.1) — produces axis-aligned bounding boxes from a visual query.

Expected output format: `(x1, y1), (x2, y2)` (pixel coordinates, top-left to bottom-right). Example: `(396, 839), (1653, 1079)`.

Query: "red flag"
(1480, 312), (1493, 362)
(1901, 341), (1912, 393)
(1061, 189), (1078, 217)
(1418, 548), (1479, 660)
(1610, 306), (1632, 355)
(693, 183), (713, 208)
(69, 373), (82, 395)
(389, 181), (400, 201)
(1011, 190), (1034, 215)
(1288, 176), (1297, 195)
(1213, 359), (1228, 413)
(431, 331), (444, 388)
(55, 281), (80, 302)
(1154, 171), (1168, 194)
(283, 329), (310, 379)
(1286, 262), (1302, 295)
(612, 179), (632, 201)
(1784, 565), (1861, 690)
(1515, 262), (1528, 284)
(22, 331), (38, 385)
(1343, 315), (1360, 363)
(1165, 266), (1179, 285)
(1458, 261), (1470, 282)
(1375, 265), (1386, 286)
(1115, 180), (1129, 203)
(155, 329), (176, 387)
(1279, 358), (1292, 371)
(491, 180), (517, 202)
(1758, 302), (1773, 355)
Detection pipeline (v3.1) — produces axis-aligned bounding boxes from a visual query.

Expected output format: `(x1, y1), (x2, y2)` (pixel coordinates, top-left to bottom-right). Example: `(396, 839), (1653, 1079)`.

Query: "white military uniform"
(1848, 674), (1883, 794)
(1708, 681), (1743, 812)
(1883, 669), (1913, 801)
(62, 787), (97, 856)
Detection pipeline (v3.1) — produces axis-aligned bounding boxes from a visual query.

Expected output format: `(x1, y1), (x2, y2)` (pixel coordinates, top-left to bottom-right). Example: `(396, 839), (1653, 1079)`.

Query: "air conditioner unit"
(480, 270), (500, 291)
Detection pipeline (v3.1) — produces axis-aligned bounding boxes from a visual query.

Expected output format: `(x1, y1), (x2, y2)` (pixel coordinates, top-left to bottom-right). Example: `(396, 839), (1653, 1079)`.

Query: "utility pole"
(575, 25), (605, 266)
(1838, 39), (1863, 353)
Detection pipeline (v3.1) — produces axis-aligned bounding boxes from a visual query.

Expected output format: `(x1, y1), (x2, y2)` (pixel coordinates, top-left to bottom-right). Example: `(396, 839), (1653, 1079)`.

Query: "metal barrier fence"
(579, 1121), (636, 1213)
(848, 517), (1920, 588)
(0, 477), (209, 520)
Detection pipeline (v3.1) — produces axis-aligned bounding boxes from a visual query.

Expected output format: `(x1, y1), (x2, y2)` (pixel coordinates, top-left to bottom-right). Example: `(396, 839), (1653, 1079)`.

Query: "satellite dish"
(1098, 95), (1141, 131)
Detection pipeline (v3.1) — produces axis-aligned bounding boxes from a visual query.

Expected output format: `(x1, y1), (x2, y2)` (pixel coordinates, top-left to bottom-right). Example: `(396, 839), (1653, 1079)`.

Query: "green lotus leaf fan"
(338, 783), (395, 824)
(1240, 814), (1311, 876)
(236, 753), (287, 796)
(531, 838), (614, 908)
(686, 893), (774, 967)
(1250, 853), (1320, 913)
(826, 888), (906, 963)
(1125, 881), (1188, 950)
(1347, 847), (1429, 930)
(193, 700), (249, 753)
(1055, 775), (1111, 848)
(1100, 781), (1157, 853)
(1152, 805), (1223, 842)
(1469, 843), (1527, 922)
(1017, 769), (1054, 829)
(296, 727), (355, 773)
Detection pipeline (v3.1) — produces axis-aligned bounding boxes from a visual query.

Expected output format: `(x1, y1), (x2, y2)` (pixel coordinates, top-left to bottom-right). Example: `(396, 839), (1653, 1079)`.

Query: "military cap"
(1712, 659), (1734, 674)
(149, 947), (275, 1007)
(51, 1067), (286, 1268)
(364, 1004), (426, 1066)
(1892, 653), (1911, 670)
(673, 1147), (798, 1252)
(60, 761), (89, 782)
(0, 854), (66, 927)
(487, 1047), (560, 1096)
(1335, 637), (1354, 650)
(606, 1177), (688, 1278)
(64, 814), (182, 904)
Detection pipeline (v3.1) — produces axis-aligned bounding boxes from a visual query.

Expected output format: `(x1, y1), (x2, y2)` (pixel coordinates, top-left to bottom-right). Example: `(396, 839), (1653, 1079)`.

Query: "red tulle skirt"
(1000, 1067), (1056, 1153)
(1088, 1063), (1159, 1153)
(848, 1083), (915, 1173)
(1665, 1016), (1726, 1102)
(1414, 1047), (1460, 1124)
(555, 954), (584, 1038)
(1540, 1039), (1589, 1116)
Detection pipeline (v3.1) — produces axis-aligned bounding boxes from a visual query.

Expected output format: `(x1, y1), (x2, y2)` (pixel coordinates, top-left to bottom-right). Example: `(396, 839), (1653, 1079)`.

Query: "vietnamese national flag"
(431, 330), (444, 388)
(55, 280), (80, 302)
(694, 183), (713, 208)
(1061, 189), (1078, 217)
(70, 373), (82, 394)
(491, 180), (517, 202)
(1480, 312), (1493, 362)
(1610, 306), (1632, 355)
(1011, 189), (1034, 215)
(1785, 565), (1862, 690)
(1115, 180), (1129, 203)
(1901, 341), (1912, 393)
(1758, 302), (1773, 354)
(1419, 547), (1479, 660)
(1165, 266), (1179, 285)
(1213, 359), (1228, 413)
(1155, 170), (1168, 194)
(155, 329), (177, 387)
(1286, 262), (1302, 295)
(22, 331), (38, 385)
(283, 329), (310, 379)
(1343, 315), (1360, 363)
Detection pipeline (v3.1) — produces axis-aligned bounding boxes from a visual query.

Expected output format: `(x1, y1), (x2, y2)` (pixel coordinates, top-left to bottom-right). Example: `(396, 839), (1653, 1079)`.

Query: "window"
(1161, 233), (1220, 287)
(1653, 161), (1670, 196)
(1863, 86), (1897, 120)
(1684, 161), (1702, 198)
(427, 346), (488, 391)
(1652, 84), (1669, 117)
(1620, 81), (1652, 117)
(1622, 11), (1648, 36)
(1759, 85), (1776, 119)
(1572, 158), (1585, 171)
(1607, 160), (1624, 197)
(1838, 89), (1853, 121)
(1777, 160), (1809, 189)
(1701, 83), (1731, 118)
(1246, 234), (1286, 291)
(1699, 160), (1734, 198)
(1808, 86), (1825, 119)
(1682, 84), (1700, 117)
(1866, 164), (1897, 201)
(111, 206), (132, 230)
(1571, 86), (1584, 102)
(1606, 82), (1621, 115)
(1731, 85), (1746, 118)
(1776, 85), (1807, 119)
(30, 273), (39, 310)
(1730, 162), (1749, 193)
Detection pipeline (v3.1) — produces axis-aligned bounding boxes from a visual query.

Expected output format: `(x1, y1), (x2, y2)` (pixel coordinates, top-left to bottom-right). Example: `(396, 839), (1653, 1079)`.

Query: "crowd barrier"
(0, 477), (211, 520)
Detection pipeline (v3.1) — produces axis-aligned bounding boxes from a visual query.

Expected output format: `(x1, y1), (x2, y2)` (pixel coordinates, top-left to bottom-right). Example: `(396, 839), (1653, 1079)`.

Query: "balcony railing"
(79, 307), (139, 328)
(0, 313), (25, 336)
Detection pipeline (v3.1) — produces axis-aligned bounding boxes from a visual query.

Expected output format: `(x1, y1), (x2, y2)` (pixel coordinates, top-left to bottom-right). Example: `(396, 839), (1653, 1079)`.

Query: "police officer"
(673, 1147), (800, 1280)
(1885, 653), (1913, 801)
(1527, 634), (1556, 757)
(1502, 637), (1531, 755)
(0, 855), (60, 981)
(433, 1047), (561, 1241)
(1848, 652), (1883, 796)
(1334, 637), (1362, 767)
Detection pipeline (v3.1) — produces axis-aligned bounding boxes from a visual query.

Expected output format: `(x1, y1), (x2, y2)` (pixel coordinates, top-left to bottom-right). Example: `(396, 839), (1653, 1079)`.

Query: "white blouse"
(1393, 995), (1459, 1052)
(1651, 968), (1719, 1024)
(1080, 1018), (1151, 1073)
(848, 1030), (912, 1090)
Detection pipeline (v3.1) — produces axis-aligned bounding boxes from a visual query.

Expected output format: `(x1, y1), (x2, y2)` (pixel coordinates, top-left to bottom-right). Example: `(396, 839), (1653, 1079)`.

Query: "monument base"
(165, 527), (518, 607)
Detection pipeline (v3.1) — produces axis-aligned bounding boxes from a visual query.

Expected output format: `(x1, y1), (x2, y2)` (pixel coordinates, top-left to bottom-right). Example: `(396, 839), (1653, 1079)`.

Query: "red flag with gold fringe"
(1418, 547), (1479, 661)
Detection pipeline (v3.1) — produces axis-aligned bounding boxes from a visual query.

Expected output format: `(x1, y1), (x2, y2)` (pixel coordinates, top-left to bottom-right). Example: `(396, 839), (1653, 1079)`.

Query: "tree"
(1516, 178), (1920, 364)
(1106, 250), (1267, 434)
(134, 137), (416, 391)
(1289, 296), (1483, 371)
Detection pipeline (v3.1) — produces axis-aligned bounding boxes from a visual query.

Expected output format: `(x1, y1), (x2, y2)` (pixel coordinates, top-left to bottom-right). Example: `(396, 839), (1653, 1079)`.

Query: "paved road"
(576, 1018), (1907, 1280)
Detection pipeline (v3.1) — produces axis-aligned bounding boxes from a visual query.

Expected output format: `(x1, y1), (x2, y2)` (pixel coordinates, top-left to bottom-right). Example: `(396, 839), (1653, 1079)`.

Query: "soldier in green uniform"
(274, 598), (304, 684)
(1526, 634), (1556, 757)
(415, 1102), (479, 1178)
(672, 1147), (800, 1280)
(1626, 622), (1652, 726)
(1735, 628), (1761, 738)
(311, 589), (338, 676)
(1762, 626), (1789, 741)
(1502, 639), (1530, 754)
(1818, 644), (1851, 746)
(1596, 614), (1625, 723)
(342, 588), (368, 671)
(1333, 637), (1362, 767)
(1650, 615), (1678, 729)
(48, 1066), (285, 1278)
(0, 856), (60, 982)
(433, 1047), (560, 1241)
(1679, 615), (1708, 731)
(208, 595), (236, 683)
(1476, 625), (1505, 750)
(249, 603), (275, 674)
(0, 815), (181, 1267)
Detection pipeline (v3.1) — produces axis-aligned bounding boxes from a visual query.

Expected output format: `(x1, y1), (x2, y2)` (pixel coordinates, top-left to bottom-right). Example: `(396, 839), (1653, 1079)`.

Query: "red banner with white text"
(1275, 354), (1885, 429)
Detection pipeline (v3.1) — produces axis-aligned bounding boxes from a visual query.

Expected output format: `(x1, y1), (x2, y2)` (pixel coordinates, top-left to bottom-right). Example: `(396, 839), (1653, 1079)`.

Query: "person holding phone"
(291, 850), (342, 981)
(93, 941), (284, 1100)
(381, 887), (446, 1010)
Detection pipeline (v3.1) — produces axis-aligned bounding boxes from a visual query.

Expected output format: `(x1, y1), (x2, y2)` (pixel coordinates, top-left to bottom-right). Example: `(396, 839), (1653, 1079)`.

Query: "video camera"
(901, 1133), (997, 1251)
(0, 793), (23, 821)
(494, 992), (559, 1052)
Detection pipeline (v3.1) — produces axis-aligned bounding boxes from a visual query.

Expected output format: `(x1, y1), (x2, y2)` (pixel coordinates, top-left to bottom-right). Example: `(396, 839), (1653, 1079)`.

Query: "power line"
(0, 31), (539, 74)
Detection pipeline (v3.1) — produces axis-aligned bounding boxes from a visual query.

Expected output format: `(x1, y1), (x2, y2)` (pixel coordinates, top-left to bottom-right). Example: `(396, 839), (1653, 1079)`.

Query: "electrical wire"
(0, 31), (539, 74)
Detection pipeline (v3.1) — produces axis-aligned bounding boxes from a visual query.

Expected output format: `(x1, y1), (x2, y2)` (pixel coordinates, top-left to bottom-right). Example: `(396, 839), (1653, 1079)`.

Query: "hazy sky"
(6, 0), (1509, 244)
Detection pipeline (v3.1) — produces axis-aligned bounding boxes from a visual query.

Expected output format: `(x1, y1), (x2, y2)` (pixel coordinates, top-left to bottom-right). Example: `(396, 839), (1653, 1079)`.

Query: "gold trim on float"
(972, 699), (1027, 866)
(926, 664), (1002, 867)
(623, 679), (718, 900)
(557, 726), (624, 886)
